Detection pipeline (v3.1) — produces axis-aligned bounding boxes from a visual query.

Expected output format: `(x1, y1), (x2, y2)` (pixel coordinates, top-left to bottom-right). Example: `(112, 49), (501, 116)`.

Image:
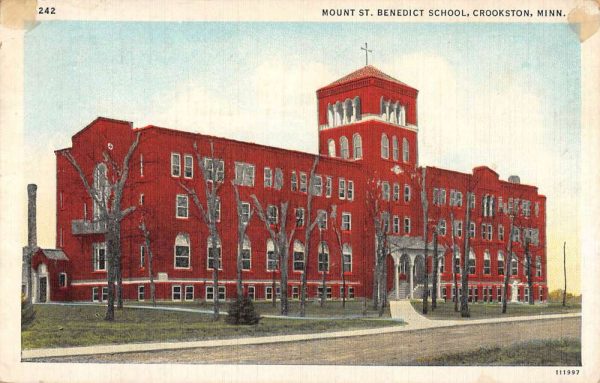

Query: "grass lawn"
(411, 300), (581, 320)
(128, 298), (389, 317)
(415, 338), (581, 366)
(22, 304), (401, 350)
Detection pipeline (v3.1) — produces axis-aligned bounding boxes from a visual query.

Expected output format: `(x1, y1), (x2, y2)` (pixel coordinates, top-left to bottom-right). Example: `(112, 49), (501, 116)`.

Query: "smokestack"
(27, 184), (37, 248)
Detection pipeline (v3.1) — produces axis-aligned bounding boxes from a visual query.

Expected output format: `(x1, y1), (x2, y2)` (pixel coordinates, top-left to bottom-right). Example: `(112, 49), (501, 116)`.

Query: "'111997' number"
(556, 369), (580, 375)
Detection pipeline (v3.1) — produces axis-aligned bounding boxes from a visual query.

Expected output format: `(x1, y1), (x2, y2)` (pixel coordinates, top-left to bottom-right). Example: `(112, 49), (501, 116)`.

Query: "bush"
(225, 297), (261, 325)
(21, 294), (35, 330)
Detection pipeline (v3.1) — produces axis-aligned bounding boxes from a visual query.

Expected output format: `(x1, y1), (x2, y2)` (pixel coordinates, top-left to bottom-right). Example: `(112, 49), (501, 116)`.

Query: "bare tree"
(460, 191), (473, 318)
(420, 168), (430, 314)
(300, 157), (324, 317)
(449, 212), (459, 312)
(524, 238), (534, 305)
(62, 132), (140, 321)
(180, 141), (223, 321)
(319, 228), (326, 308)
(501, 215), (515, 314)
(139, 218), (156, 306)
(232, 182), (254, 300)
(563, 241), (567, 307)
(431, 225), (439, 310)
(252, 196), (296, 316)
(330, 205), (346, 309)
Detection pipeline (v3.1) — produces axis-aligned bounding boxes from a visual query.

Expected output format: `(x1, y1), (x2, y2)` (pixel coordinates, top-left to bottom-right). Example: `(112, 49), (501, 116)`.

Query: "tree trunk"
(563, 241), (567, 307)
(449, 213), (459, 312)
(372, 247), (379, 310)
(104, 224), (118, 321)
(272, 271), (277, 307)
(237, 238), (243, 301)
(525, 239), (534, 305)
(422, 238), (429, 315)
(342, 266), (346, 309)
(502, 217), (514, 314)
(432, 229), (438, 310)
(320, 270), (326, 307)
(378, 251), (388, 317)
(279, 243), (289, 316)
(460, 193), (471, 318)
(210, 233), (220, 321)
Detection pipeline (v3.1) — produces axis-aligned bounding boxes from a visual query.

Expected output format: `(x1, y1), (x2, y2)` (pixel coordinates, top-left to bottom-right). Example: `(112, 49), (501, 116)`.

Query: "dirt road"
(35, 317), (580, 365)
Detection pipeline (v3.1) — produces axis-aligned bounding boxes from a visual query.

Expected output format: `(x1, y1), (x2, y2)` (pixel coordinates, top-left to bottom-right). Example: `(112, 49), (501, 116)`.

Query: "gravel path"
(34, 317), (580, 365)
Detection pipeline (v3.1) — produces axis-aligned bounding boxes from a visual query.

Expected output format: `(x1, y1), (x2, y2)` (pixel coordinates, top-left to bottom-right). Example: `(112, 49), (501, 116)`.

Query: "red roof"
(320, 65), (408, 89)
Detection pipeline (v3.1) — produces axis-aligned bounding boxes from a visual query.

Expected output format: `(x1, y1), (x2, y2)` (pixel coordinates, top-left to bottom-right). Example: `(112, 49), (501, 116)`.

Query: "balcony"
(71, 219), (107, 235)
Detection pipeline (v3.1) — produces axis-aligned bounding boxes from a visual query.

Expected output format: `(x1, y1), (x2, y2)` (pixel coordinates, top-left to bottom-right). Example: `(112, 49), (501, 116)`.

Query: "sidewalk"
(21, 303), (580, 360)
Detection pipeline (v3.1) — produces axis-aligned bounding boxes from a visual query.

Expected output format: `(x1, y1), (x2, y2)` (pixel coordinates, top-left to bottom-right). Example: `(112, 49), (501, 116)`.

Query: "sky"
(23, 21), (581, 293)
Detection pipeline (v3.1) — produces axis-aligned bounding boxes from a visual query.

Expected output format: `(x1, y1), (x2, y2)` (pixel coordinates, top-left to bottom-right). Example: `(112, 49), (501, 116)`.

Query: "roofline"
(71, 117), (133, 141)
(317, 74), (419, 94)
(425, 165), (541, 193)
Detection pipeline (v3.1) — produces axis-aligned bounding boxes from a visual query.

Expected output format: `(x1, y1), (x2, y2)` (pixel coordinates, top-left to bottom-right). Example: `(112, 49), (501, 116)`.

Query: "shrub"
(21, 294), (35, 330)
(225, 297), (261, 325)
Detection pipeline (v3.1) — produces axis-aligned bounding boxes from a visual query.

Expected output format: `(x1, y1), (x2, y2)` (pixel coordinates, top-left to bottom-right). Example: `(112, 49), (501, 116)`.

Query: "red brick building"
(29, 65), (547, 304)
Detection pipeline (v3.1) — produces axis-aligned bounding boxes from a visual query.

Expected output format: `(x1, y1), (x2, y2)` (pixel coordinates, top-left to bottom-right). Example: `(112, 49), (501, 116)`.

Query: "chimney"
(27, 184), (37, 248)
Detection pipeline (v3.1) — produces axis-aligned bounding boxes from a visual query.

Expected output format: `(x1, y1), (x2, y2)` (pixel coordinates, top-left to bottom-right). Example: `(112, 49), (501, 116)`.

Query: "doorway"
(39, 277), (47, 303)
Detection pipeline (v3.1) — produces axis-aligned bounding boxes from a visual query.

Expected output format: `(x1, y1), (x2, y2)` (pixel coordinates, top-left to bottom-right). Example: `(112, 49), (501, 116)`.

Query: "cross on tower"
(361, 42), (372, 66)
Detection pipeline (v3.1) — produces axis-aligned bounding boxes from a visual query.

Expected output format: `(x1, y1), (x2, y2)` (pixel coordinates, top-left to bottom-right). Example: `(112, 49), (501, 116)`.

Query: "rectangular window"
(138, 285), (145, 301)
(347, 180), (354, 200)
(264, 167), (273, 188)
(454, 221), (463, 237)
(293, 250), (304, 271)
(341, 212), (352, 231)
(291, 171), (298, 191)
(58, 273), (67, 287)
(469, 193), (475, 209)
(487, 224), (493, 241)
(382, 213), (390, 233)
(498, 225), (505, 241)
(185, 285), (194, 301)
(299, 172), (308, 193)
(481, 223), (487, 239)
(176, 194), (189, 218)
(317, 286), (332, 300)
(139, 193), (145, 206)
(206, 286), (214, 301)
(184, 154), (193, 178)
(498, 197), (503, 213)
(393, 183), (400, 201)
(382, 182), (390, 201)
(207, 246), (222, 270)
(440, 189), (446, 205)
(339, 178), (346, 199)
(248, 286), (255, 300)
(325, 176), (332, 198)
(318, 248), (329, 272)
(265, 286), (273, 300)
(102, 287), (108, 302)
(271, 167), (282, 190)
(241, 202), (251, 223)
(497, 287), (502, 303)
(312, 175), (323, 196)
(140, 245), (145, 268)
(92, 287), (99, 302)
(234, 162), (255, 186)
(295, 208), (305, 227)
(241, 248), (251, 270)
(171, 153), (181, 177)
(213, 198), (221, 223)
(267, 249), (278, 271)
(203, 157), (225, 182)
(175, 242), (190, 269)
(140, 154), (144, 177)
(267, 205), (278, 225)
(404, 184), (411, 202)
(469, 222), (475, 238)
(438, 220), (447, 236)
(93, 242), (107, 271)
(404, 217), (411, 234)
(317, 210), (328, 229)
(292, 286), (299, 299)
(393, 216), (400, 234)
(348, 287), (355, 299)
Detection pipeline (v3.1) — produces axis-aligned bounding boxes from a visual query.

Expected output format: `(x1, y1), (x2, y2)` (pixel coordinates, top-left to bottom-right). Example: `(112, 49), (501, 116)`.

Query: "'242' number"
(38, 7), (56, 15)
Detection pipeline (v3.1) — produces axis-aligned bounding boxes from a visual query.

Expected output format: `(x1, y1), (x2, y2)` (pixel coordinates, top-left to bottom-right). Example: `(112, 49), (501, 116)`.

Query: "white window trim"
(207, 241), (223, 270)
(174, 235), (191, 269)
(183, 154), (194, 179)
(171, 152), (181, 177)
(341, 212), (352, 231)
(58, 272), (67, 287)
(137, 285), (145, 301)
(176, 194), (189, 219)
(185, 285), (194, 301)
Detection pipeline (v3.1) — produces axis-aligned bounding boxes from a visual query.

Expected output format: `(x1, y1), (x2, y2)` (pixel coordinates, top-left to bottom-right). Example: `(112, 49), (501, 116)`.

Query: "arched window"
(483, 251), (491, 274)
(353, 133), (363, 159)
(293, 240), (305, 271)
(342, 243), (352, 272)
(402, 138), (409, 163)
(380, 97), (386, 120)
(536, 256), (542, 277)
(344, 99), (353, 124)
(241, 236), (251, 270)
(399, 105), (406, 125)
(353, 96), (361, 121)
(340, 136), (349, 159)
(381, 134), (389, 159)
(174, 233), (190, 269)
(335, 102), (343, 126)
(328, 139), (336, 157)
(511, 253), (518, 276)
(266, 239), (277, 271)
(327, 104), (334, 127)
(468, 249), (476, 274)
(497, 251), (505, 275)
(439, 255), (445, 273)
(207, 236), (222, 270)
(318, 241), (329, 272)
(392, 136), (399, 161)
